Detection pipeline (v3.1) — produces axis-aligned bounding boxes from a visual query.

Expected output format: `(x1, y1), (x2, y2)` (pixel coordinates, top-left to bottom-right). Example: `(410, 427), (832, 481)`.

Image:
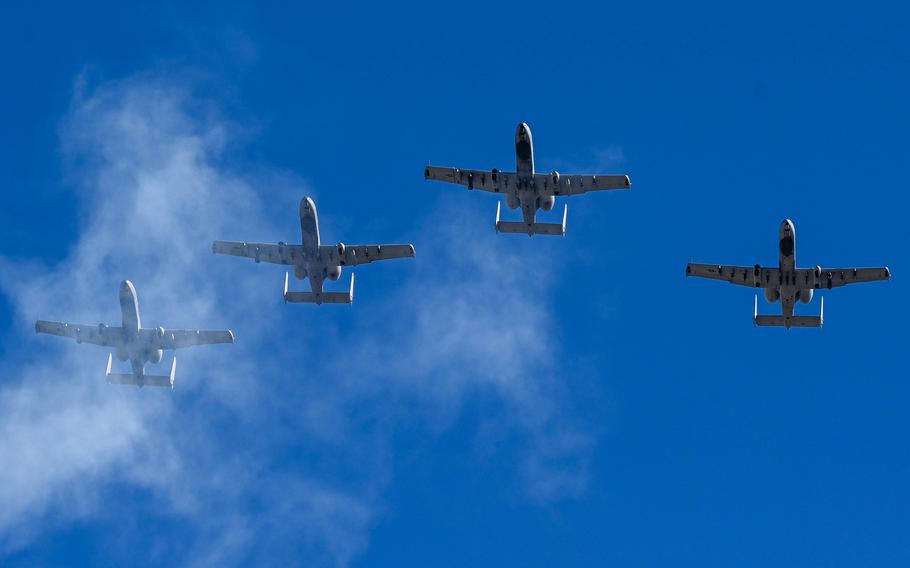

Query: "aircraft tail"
(753, 295), (824, 328)
(284, 272), (354, 304)
(105, 353), (176, 388)
(494, 202), (566, 236)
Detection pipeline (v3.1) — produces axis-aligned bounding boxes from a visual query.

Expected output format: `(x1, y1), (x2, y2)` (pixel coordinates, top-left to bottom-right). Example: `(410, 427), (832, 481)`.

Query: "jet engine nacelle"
(148, 349), (163, 365)
(294, 265), (307, 279)
(551, 170), (560, 186)
(506, 193), (520, 210)
(327, 265), (342, 281)
(798, 288), (814, 304)
(337, 243), (346, 258)
(540, 195), (556, 212)
(764, 287), (780, 303)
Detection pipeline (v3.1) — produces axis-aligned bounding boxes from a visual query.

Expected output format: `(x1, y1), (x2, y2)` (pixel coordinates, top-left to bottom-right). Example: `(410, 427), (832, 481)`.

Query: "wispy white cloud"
(551, 144), (627, 174)
(0, 73), (595, 565)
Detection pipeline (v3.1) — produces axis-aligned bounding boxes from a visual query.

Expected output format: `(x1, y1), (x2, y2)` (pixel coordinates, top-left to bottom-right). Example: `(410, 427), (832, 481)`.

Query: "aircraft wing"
(323, 244), (416, 267)
(798, 266), (891, 289)
(35, 321), (125, 347)
(142, 328), (235, 350)
(212, 241), (304, 265)
(424, 166), (516, 193)
(686, 263), (780, 288)
(537, 173), (631, 197)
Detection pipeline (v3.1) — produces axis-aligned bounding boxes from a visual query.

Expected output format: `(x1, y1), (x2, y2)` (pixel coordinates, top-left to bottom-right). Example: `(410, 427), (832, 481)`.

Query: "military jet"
(424, 122), (631, 236)
(213, 197), (415, 304)
(35, 280), (234, 387)
(686, 219), (891, 328)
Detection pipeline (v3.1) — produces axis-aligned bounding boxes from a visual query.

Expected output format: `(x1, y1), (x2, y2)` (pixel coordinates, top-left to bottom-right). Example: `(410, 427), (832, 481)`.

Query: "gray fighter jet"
(213, 197), (415, 304)
(424, 122), (631, 236)
(35, 280), (234, 387)
(686, 219), (891, 328)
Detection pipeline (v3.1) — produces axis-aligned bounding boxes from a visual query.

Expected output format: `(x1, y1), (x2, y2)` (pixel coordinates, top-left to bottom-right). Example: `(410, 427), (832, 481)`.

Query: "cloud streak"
(0, 73), (595, 565)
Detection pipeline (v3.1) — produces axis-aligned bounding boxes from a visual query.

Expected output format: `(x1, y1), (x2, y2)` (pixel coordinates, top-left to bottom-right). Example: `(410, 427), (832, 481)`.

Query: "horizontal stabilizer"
(494, 202), (567, 236)
(753, 296), (824, 328)
(105, 353), (176, 388)
(284, 272), (354, 304)
(754, 315), (823, 328)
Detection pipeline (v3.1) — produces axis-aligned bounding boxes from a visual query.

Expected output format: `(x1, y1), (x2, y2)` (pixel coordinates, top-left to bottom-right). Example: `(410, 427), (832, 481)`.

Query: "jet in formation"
(35, 280), (234, 387)
(213, 197), (415, 304)
(686, 219), (891, 328)
(424, 122), (631, 236)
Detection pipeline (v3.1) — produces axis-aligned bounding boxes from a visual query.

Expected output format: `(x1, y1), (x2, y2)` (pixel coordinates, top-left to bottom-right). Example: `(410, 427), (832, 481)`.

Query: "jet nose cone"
(781, 219), (794, 233)
(119, 280), (137, 300)
(516, 122), (531, 138)
(300, 197), (315, 212)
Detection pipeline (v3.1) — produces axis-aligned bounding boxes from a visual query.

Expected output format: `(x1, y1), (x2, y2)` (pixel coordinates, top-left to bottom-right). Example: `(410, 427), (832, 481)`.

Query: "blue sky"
(0, 1), (907, 566)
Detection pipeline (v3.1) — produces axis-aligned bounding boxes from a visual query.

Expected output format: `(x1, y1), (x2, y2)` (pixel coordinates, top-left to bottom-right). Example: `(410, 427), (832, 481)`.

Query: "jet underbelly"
(778, 219), (796, 272)
(300, 197), (321, 252)
(515, 122), (534, 175)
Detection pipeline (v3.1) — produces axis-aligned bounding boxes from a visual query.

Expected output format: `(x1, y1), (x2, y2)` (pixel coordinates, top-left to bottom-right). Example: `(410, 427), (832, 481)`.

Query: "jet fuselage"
(116, 280), (164, 375)
(508, 122), (556, 227)
(292, 197), (343, 299)
(763, 219), (816, 327)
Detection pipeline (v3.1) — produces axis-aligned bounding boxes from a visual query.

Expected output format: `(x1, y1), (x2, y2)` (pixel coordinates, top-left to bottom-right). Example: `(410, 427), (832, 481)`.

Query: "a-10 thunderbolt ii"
(686, 219), (891, 328)
(424, 122), (631, 236)
(213, 197), (415, 304)
(35, 280), (234, 387)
